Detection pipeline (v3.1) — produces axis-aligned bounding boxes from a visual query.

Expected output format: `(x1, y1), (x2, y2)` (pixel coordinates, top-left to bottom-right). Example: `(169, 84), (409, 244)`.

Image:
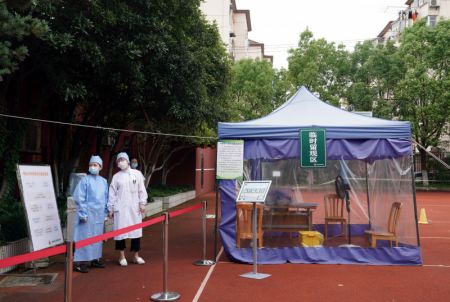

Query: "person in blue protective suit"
(73, 155), (109, 273)
(130, 157), (139, 170)
(108, 152), (148, 266)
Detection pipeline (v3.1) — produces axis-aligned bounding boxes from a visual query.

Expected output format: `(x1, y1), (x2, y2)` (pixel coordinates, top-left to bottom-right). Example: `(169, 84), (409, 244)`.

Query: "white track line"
(192, 247), (224, 302)
(423, 264), (450, 268)
(419, 205), (450, 207)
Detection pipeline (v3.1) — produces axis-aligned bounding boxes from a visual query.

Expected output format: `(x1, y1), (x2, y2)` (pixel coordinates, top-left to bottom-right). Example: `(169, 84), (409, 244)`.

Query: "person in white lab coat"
(108, 152), (148, 266)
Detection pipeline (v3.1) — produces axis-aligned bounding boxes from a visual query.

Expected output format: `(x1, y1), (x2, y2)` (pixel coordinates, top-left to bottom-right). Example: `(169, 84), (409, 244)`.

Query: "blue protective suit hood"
(89, 155), (103, 167)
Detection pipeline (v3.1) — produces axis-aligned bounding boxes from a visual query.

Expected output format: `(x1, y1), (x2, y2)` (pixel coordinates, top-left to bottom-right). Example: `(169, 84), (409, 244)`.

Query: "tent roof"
(218, 86), (411, 139)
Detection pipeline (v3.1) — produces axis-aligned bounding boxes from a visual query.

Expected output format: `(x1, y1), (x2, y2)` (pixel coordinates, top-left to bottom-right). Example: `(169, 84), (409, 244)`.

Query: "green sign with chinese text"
(300, 129), (326, 168)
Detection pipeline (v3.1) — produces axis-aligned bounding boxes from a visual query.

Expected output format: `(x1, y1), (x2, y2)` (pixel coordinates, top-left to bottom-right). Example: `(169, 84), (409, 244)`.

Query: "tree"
(133, 0), (232, 185)
(346, 41), (404, 117)
(0, 0), (231, 194)
(229, 58), (276, 121)
(0, 0), (48, 81)
(287, 29), (350, 106)
(272, 67), (294, 108)
(394, 20), (450, 180)
(0, 0), (48, 199)
(25, 0), (160, 193)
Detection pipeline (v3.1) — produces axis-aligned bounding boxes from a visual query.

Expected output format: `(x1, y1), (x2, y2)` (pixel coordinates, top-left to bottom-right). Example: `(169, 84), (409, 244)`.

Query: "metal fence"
(414, 151), (450, 183)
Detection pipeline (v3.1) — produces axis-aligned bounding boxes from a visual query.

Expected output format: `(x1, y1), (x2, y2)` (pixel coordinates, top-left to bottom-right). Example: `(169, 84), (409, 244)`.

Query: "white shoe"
(133, 257), (145, 265)
(119, 258), (128, 267)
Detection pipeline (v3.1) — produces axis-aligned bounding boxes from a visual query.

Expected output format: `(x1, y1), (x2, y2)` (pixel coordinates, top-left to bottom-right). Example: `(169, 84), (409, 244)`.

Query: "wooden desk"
(263, 202), (318, 232)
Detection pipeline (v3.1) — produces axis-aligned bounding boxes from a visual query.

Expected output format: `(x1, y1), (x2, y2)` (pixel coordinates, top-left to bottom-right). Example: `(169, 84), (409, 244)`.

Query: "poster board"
(16, 165), (64, 251)
(216, 140), (244, 180)
(236, 181), (272, 203)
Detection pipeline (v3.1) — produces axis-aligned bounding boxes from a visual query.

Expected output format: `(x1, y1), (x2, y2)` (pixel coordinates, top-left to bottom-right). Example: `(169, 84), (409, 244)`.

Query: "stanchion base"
(193, 259), (215, 266)
(150, 292), (181, 301)
(240, 272), (271, 279)
(338, 244), (360, 248)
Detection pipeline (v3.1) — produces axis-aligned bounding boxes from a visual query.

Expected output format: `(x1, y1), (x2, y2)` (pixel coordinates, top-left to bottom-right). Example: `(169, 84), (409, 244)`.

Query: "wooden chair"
(365, 202), (402, 248)
(324, 193), (347, 240)
(236, 203), (264, 248)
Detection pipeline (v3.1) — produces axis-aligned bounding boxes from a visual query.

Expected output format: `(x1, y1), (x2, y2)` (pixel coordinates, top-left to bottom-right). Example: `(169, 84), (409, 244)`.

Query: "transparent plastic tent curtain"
(236, 156), (418, 248)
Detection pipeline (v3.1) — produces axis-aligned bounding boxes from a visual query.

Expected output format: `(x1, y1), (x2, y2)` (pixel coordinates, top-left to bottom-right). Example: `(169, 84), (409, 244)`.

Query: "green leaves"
(284, 21), (450, 155)
(347, 40), (404, 117)
(395, 20), (450, 147)
(229, 59), (276, 121)
(287, 29), (349, 105)
(0, 1), (48, 80)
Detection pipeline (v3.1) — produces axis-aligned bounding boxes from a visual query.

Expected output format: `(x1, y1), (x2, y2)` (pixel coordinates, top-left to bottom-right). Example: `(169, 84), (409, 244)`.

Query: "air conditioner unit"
(430, 0), (439, 7)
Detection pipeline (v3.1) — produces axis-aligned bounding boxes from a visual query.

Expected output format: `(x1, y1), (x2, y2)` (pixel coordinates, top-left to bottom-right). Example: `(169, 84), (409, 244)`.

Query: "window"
(21, 122), (41, 153)
(427, 15), (437, 26)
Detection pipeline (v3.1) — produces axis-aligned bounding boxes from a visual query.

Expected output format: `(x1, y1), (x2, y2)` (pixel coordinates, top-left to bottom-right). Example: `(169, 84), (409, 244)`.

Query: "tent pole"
(214, 179), (219, 260)
(410, 154), (421, 246)
(365, 162), (372, 228)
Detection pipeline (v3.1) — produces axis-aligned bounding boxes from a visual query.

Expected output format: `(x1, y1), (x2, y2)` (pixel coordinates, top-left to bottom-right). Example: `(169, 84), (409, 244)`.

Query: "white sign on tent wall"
(216, 140), (244, 180)
(16, 165), (64, 251)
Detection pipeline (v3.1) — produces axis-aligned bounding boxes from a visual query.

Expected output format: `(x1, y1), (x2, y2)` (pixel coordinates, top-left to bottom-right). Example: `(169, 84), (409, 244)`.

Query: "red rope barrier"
(169, 202), (203, 218)
(77, 215), (165, 249)
(0, 215), (166, 269)
(0, 244), (66, 269)
(1, 201), (203, 269)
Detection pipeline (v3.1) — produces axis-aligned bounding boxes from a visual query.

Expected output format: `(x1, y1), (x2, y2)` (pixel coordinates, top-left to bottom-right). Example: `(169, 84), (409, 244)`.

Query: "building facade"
(200, 0), (272, 64)
(377, 0), (450, 43)
(376, 1), (450, 154)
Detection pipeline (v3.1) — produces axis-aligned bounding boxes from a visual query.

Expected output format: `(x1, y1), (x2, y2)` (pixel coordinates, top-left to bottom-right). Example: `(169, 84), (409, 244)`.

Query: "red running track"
(1, 191), (450, 302)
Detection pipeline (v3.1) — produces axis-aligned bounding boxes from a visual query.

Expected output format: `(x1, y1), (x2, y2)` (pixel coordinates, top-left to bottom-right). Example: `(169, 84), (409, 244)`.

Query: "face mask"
(131, 163), (138, 169)
(118, 161), (128, 170)
(89, 166), (99, 175)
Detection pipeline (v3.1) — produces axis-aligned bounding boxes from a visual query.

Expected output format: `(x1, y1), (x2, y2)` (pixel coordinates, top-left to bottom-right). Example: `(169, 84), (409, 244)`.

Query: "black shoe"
(73, 264), (89, 273)
(91, 259), (106, 268)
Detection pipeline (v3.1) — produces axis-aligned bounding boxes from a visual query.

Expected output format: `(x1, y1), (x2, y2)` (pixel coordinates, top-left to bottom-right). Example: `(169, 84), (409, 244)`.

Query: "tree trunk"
(161, 168), (168, 185)
(145, 170), (153, 188)
(161, 148), (190, 185)
(0, 179), (7, 199)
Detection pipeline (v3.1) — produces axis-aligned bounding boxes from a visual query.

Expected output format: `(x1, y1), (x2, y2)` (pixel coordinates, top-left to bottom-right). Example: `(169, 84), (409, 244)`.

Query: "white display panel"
(17, 165), (64, 251)
(236, 180), (272, 203)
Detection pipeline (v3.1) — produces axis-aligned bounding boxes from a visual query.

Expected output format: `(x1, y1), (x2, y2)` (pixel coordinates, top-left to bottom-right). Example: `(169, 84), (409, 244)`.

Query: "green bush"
(0, 194), (68, 244)
(0, 197), (28, 244)
(147, 184), (193, 201)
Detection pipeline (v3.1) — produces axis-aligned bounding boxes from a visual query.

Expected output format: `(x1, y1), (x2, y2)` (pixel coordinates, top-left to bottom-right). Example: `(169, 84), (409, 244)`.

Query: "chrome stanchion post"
(150, 213), (180, 302)
(64, 241), (74, 302)
(252, 203), (257, 274)
(240, 203), (270, 280)
(194, 201), (215, 266)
